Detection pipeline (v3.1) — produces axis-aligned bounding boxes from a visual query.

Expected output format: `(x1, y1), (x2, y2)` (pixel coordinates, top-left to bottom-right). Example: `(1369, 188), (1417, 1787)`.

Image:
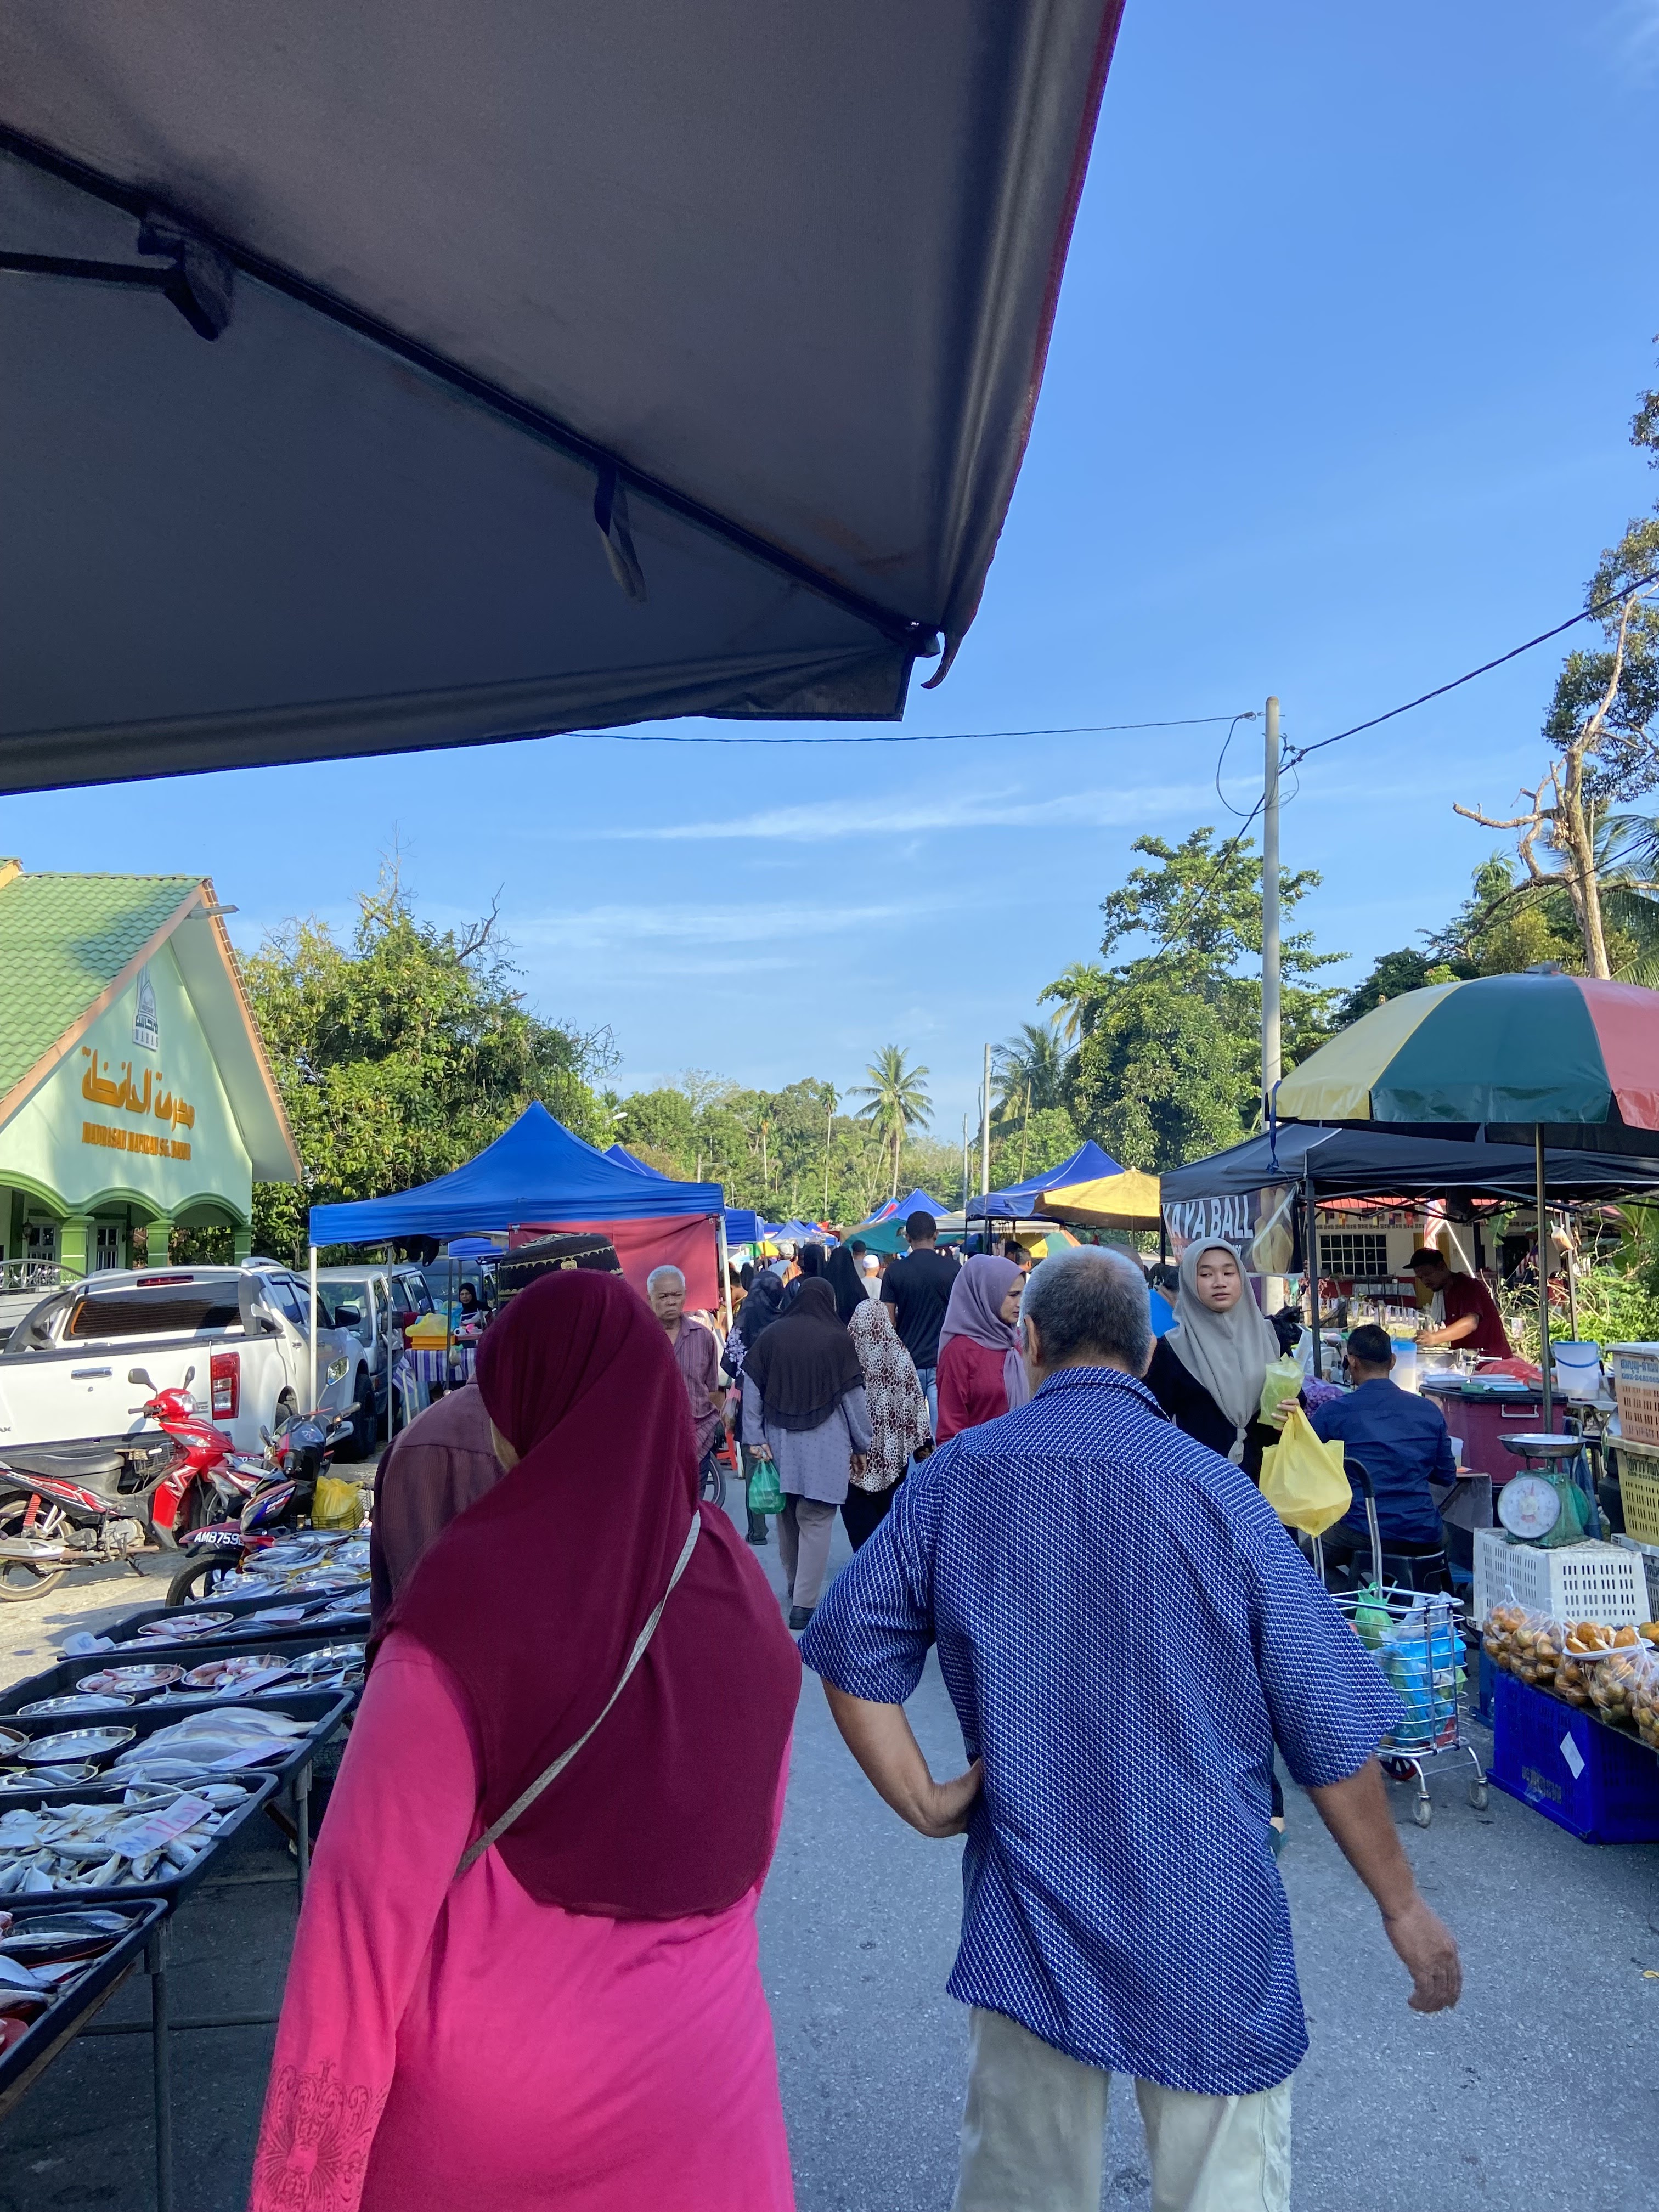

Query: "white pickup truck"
(0, 1263), (359, 1467)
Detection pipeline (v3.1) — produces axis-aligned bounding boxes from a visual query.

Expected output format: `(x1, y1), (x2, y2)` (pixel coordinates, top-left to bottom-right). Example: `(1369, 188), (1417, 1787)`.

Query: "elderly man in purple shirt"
(648, 1264), (724, 1481)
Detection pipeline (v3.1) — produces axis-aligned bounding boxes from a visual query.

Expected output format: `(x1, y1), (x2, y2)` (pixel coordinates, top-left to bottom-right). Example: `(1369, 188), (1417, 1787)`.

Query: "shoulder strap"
(454, 1511), (702, 1881)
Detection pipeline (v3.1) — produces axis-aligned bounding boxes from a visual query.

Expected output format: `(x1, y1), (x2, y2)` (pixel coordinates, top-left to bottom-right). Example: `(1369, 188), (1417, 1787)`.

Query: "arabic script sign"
(83, 1120), (191, 1161)
(80, 1048), (195, 1131)
(133, 966), (159, 1053)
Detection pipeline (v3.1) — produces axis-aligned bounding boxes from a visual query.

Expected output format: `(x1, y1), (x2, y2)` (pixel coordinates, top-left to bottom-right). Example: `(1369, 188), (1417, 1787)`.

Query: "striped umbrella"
(1277, 970), (1659, 1419)
(1274, 972), (1659, 1133)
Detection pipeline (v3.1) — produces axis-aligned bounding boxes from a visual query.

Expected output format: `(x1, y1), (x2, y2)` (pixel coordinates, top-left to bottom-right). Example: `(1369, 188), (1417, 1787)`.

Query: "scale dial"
(1498, 1473), (1562, 1539)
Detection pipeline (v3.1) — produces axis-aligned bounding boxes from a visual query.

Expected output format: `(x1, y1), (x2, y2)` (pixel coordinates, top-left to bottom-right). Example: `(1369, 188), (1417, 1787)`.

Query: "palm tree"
(1596, 811), (1659, 984)
(850, 1046), (933, 1199)
(1039, 962), (1110, 1045)
(992, 1020), (1073, 1120)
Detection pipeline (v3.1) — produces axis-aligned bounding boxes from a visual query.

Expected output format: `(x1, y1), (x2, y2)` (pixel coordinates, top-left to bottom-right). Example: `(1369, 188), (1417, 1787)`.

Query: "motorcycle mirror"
(128, 1367), (155, 1388)
(183, 1364), (196, 1386)
(259, 1424), (273, 1446)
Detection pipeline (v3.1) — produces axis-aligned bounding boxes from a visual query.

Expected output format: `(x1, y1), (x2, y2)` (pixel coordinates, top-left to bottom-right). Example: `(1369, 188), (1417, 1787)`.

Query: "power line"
(1283, 565), (1659, 769)
(567, 713), (1249, 746)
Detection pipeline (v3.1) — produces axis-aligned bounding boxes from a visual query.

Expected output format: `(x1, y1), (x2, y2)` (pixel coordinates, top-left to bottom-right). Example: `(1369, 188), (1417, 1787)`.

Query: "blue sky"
(8, 2), (1659, 1143)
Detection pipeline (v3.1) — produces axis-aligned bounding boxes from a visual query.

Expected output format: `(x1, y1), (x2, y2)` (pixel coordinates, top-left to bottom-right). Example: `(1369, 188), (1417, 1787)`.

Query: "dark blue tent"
(311, 1103), (724, 1243)
(968, 1139), (1122, 1220)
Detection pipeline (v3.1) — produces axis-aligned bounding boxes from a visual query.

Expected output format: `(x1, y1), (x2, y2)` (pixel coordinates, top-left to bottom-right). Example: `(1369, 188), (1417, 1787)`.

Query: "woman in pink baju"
(249, 1272), (803, 2212)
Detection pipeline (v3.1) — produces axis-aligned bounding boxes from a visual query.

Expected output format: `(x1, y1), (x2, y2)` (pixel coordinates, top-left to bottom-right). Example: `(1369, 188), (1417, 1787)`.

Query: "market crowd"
(248, 1215), (1466, 2212)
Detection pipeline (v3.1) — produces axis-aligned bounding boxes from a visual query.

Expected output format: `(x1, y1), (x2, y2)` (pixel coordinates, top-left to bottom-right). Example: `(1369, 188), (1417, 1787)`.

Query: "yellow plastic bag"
(311, 1474), (364, 1531)
(1259, 1404), (1352, 1537)
(1259, 1353), (1305, 1429)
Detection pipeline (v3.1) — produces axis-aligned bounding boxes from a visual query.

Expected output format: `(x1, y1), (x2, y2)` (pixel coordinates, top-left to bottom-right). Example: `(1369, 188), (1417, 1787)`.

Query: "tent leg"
(1304, 1172), (1322, 1378)
(716, 1216), (732, 1337)
(1535, 1129), (1552, 1430)
(308, 1244), (320, 1413)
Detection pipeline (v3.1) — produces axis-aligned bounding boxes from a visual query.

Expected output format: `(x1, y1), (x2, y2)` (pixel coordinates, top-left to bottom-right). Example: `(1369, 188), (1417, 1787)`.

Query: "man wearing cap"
(1406, 1248), (1511, 1359)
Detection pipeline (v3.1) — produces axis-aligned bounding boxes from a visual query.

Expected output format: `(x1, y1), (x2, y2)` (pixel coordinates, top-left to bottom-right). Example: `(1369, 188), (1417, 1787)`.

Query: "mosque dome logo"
(133, 966), (160, 1053)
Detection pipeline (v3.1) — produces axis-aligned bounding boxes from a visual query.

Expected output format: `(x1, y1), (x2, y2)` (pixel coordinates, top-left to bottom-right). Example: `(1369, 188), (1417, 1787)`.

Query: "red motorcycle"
(0, 1364), (266, 1601)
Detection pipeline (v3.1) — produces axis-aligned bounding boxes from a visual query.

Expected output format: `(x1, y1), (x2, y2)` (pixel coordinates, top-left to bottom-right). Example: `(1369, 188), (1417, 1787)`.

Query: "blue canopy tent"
(312, 1104), (723, 1241)
(864, 1188), (947, 1224)
(968, 1140), (1122, 1221)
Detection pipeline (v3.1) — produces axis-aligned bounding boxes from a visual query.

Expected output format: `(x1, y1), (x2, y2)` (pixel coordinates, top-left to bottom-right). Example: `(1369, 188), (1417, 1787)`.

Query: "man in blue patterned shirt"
(799, 1247), (1460, 2212)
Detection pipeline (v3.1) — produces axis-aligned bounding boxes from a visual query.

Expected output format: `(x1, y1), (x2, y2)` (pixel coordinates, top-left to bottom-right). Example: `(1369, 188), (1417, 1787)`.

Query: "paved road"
(1, 1496), (1656, 2209)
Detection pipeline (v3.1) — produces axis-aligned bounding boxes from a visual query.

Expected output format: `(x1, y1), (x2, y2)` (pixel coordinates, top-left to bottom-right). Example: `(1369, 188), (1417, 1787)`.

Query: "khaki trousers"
(953, 2007), (1291, 2212)
(777, 1496), (838, 1609)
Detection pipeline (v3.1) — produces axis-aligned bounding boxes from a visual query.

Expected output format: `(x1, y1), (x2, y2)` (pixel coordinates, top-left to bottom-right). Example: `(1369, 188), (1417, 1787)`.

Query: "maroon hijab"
(386, 1270), (800, 1919)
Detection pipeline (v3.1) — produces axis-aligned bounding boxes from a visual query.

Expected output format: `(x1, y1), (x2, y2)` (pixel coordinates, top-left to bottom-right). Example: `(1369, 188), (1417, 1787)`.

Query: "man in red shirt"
(1406, 1248), (1513, 1359)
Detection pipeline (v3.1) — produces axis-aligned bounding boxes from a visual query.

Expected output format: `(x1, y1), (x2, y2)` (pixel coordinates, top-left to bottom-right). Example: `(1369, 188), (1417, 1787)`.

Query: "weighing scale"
(1497, 1434), (1598, 1548)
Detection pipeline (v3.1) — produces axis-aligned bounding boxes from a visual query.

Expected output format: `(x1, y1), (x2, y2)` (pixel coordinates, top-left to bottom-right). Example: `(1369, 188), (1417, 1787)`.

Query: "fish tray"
(4, 1629), (364, 1719)
(0, 1895), (167, 2117)
(0, 1771), (279, 1908)
(1489, 1670), (1659, 1844)
(2, 1689), (353, 1797)
(98, 1588), (368, 1652)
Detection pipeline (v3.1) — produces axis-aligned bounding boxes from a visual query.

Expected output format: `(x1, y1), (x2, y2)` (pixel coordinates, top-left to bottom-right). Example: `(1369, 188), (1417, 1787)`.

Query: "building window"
(1319, 1231), (1392, 1280)
(92, 1224), (123, 1271)
(22, 1221), (58, 1285)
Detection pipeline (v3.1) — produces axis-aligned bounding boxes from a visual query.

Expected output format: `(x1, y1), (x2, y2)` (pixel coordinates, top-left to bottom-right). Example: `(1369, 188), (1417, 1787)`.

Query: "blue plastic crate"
(1474, 1648), (1497, 1725)
(1490, 1672), (1659, 1844)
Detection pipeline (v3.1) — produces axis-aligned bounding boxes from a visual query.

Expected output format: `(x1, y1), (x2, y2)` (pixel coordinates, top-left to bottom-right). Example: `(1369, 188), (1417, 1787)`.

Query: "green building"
(0, 861), (298, 1284)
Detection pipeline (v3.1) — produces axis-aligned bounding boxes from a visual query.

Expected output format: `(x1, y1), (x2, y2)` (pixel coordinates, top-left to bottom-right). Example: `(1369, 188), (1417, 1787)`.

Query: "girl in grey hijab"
(1147, 1240), (1282, 1468)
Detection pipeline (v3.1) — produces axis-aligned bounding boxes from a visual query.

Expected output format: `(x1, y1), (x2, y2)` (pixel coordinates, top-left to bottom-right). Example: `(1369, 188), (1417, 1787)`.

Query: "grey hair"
(1019, 1246), (1151, 1374)
(645, 1265), (686, 1293)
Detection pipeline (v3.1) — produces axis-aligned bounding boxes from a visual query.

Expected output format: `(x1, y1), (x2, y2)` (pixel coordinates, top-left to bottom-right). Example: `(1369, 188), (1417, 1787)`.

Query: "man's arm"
(821, 1684), (981, 1839)
(1306, 1760), (1462, 2012)
(1419, 1311), (1477, 1347)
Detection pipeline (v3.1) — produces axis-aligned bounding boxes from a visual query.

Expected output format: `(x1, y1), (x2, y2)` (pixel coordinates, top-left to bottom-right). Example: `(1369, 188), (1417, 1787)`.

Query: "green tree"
(992, 1022), (1074, 1119)
(1454, 359), (1659, 975)
(850, 1046), (933, 1199)
(1058, 827), (1343, 1171)
(244, 871), (608, 1260)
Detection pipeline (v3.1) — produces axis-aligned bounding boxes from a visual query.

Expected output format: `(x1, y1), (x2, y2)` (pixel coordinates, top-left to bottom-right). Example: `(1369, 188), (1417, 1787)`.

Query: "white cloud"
(589, 777), (1250, 844)
(510, 899), (922, 953)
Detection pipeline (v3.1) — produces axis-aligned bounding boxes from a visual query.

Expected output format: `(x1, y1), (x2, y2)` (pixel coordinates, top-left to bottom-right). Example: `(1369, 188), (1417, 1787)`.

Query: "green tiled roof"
(0, 866), (200, 1098)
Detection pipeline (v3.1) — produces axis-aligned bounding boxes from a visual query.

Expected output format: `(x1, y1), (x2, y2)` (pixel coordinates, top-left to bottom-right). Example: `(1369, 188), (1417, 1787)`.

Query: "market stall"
(967, 1139), (1124, 1225)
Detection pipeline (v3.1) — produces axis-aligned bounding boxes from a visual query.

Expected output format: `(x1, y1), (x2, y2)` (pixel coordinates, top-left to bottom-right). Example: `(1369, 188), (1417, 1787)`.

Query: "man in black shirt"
(881, 1211), (958, 1430)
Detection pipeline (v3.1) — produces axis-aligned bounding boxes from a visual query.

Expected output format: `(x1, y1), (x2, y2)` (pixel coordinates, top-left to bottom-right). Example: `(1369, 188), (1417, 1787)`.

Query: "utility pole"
(979, 1042), (991, 1210)
(961, 1115), (970, 1209)
(1261, 695), (1284, 1312)
(823, 1089), (834, 1220)
(1261, 695), (1282, 1116)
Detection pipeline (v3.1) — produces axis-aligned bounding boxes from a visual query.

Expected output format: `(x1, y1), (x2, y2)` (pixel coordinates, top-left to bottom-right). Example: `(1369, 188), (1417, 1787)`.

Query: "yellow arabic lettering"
(80, 1050), (122, 1109)
(154, 1079), (173, 1122)
(173, 1098), (195, 1131)
(125, 1066), (152, 1117)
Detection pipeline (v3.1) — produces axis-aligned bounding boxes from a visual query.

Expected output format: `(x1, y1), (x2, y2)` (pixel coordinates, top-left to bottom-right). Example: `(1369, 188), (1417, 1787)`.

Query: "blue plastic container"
(1490, 1672), (1659, 1844)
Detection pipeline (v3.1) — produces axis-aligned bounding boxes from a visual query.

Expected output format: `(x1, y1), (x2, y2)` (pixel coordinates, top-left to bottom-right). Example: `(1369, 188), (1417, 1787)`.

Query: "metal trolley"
(1313, 1461), (1489, 1828)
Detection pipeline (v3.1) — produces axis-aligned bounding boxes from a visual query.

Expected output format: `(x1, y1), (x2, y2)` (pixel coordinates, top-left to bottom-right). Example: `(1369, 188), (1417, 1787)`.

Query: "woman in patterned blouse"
(843, 1296), (933, 1550)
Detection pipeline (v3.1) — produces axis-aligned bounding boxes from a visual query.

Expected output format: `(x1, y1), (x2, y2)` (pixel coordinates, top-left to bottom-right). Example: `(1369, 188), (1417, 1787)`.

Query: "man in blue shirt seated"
(1308, 1323), (1455, 1578)
(799, 1249), (1460, 2212)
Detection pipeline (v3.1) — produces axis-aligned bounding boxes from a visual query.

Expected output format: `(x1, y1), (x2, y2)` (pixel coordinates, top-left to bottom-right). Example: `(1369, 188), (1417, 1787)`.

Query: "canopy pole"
(1535, 1129), (1552, 1430)
(716, 1215), (733, 1339)
(1562, 1208), (1580, 1341)
(1304, 1172), (1322, 1378)
(308, 1244), (320, 1413)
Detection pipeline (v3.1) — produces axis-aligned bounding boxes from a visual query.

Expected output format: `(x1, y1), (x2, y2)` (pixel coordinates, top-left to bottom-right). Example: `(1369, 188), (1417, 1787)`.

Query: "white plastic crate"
(1613, 1532), (1659, 1620)
(1473, 1531), (1646, 1627)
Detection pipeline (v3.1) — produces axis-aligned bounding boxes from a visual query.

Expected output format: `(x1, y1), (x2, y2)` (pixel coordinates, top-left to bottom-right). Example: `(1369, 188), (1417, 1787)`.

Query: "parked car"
(0, 1262), (360, 1472)
(315, 1263), (436, 1454)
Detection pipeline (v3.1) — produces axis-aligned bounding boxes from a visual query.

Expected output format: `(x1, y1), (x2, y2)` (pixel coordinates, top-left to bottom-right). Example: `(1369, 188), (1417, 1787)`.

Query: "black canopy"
(0, 3), (1125, 790)
(1160, 1126), (1659, 1210)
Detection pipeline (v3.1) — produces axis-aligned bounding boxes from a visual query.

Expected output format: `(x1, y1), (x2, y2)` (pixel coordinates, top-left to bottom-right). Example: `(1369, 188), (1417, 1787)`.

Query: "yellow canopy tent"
(1036, 1169), (1162, 1230)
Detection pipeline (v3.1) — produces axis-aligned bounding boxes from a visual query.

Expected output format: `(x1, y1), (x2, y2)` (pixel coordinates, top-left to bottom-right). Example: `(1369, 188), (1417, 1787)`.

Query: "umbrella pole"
(1535, 1128), (1553, 1430)
(1304, 1171), (1322, 1378)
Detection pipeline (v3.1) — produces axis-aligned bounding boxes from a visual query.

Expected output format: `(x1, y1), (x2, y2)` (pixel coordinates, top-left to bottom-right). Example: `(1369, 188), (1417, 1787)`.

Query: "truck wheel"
(166, 1555), (240, 1607)
(0, 1499), (67, 1602)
